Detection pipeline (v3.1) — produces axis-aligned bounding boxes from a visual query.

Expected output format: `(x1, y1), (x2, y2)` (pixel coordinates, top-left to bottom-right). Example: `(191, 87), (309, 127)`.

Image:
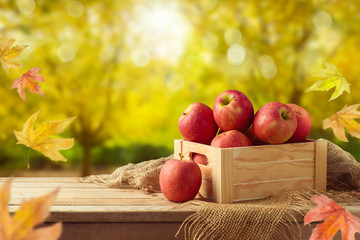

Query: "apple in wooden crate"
(286, 103), (312, 143)
(252, 102), (297, 144)
(178, 102), (218, 144)
(213, 90), (254, 132)
(211, 130), (252, 148)
(192, 153), (208, 165)
(159, 158), (202, 202)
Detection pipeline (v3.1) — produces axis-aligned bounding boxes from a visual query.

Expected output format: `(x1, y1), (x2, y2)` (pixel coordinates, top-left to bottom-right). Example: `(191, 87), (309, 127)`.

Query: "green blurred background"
(0, 0), (359, 177)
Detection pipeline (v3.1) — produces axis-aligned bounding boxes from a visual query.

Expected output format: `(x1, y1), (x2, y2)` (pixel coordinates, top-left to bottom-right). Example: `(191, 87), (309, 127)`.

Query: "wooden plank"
(220, 149), (234, 203)
(8, 198), (177, 206)
(56, 222), (183, 240)
(210, 147), (222, 203)
(315, 140), (327, 191)
(233, 178), (314, 201)
(232, 142), (315, 164)
(54, 222), (345, 240)
(7, 187), (159, 197)
(233, 159), (314, 184)
(8, 205), (194, 223)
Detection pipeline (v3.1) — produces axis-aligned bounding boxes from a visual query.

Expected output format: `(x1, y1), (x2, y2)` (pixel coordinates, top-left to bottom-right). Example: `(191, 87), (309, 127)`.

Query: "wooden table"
(1, 177), (194, 240)
(2, 177), (360, 240)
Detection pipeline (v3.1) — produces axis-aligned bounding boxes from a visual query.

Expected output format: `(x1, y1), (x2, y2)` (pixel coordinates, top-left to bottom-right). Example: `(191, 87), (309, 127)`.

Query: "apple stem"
(179, 153), (183, 161)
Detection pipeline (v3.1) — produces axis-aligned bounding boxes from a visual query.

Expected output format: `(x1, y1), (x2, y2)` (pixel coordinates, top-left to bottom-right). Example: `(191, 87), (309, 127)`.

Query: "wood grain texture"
(233, 159), (314, 184)
(1, 177), (359, 240)
(233, 177), (314, 201)
(56, 222), (183, 240)
(0, 177), (194, 223)
(314, 140), (327, 191)
(232, 142), (316, 165)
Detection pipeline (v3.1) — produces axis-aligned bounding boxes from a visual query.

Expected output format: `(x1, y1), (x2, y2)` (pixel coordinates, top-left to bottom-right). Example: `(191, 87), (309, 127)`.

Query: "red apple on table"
(211, 130), (252, 148)
(213, 90), (254, 132)
(192, 153), (208, 165)
(252, 102), (297, 144)
(286, 103), (312, 143)
(178, 102), (218, 144)
(159, 158), (202, 202)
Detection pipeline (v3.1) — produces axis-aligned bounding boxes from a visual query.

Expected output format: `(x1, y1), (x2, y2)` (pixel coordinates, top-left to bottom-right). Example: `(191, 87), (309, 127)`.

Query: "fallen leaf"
(0, 178), (62, 240)
(304, 195), (360, 240)
(0, 39), (27, 73)
(10, 67), (45, 101)
(323, 104), (360, 142)
(305, 62), (351, 101)
(14, 111), (76, 167)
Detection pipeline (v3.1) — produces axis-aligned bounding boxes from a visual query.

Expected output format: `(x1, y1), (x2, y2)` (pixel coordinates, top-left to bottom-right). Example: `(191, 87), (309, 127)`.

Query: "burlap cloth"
(80, 139), (360, 239)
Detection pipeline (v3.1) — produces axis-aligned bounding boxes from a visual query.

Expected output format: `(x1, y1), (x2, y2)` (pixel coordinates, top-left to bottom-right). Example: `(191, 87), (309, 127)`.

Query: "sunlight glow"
(127, 3), (190, 65)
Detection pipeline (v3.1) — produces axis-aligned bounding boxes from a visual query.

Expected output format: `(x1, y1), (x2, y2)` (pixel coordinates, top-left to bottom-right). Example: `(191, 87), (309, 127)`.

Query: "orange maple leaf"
(10, 67), (45, 101)
(304, 195), (360, 240)
(0, 178), (62, 240)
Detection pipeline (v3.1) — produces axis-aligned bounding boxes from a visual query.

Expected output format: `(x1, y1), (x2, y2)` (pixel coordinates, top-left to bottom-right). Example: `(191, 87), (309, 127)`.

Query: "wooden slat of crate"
(233, 177), (314, 201)
(232, 142), (316, 164)
(233, 159), (314, 183)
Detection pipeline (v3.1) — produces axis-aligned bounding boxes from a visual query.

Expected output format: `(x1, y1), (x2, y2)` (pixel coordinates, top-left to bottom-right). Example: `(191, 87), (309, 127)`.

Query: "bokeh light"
(224, 28), (242, 45)
(131, 49), (150, 67)
(165, 73), (185, 92)
(257, 55), (278, 79)
(57, 42), (78, 62)
(313, 11), (332, 30)
(227, 44), (246, 66)
(67, 1), (85, 18)
(16, 0), (36, 15)
(199, 0), (217, 11)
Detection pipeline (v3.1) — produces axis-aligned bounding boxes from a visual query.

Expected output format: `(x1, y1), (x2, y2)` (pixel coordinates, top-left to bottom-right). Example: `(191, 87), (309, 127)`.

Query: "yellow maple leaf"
(14, 111), (76, 168)
(323, 104), (360, 142)
(0, 178), (62, 240)
(0, 39), (28, 73)
(305, 63), (351, 101)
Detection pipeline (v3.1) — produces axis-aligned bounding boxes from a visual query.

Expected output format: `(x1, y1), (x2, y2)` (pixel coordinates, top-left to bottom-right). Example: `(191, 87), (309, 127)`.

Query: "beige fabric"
(176, 191), (315, 240)
(325, 139), (360, 190)
(80, 155), (172, 192)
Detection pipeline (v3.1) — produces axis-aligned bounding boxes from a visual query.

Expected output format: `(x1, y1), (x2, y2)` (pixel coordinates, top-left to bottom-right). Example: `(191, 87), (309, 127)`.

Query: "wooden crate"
(174, 139), (327, 203)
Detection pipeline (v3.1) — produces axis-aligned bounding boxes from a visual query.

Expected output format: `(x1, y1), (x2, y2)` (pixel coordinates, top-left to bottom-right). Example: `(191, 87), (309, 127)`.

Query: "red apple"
(213, 90), (254, 132)
(192, 153), (208, 165)
(211, 130), (252, 148)
(178, 102), (218, 144)
(252, 102), (297, 144)
(245, 125), (267, 145)
(159, 158), (202, 202)
(286, 103), (312, 143)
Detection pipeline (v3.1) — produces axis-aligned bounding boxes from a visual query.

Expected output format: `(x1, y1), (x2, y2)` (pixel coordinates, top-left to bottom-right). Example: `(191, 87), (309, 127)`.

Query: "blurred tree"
(1, 0), (360, 176)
